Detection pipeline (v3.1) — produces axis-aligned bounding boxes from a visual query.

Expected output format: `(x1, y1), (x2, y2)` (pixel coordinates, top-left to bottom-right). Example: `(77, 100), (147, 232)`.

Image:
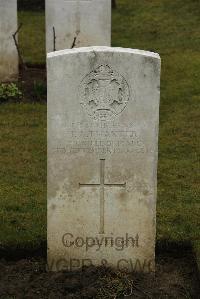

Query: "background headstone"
(45, 0), (111, 52)
(47, 47), (161, 272)
(0, 0), (18, 82)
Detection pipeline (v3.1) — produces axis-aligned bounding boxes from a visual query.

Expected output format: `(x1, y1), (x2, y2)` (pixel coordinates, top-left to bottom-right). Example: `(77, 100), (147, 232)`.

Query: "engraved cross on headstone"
(79, 159), (126, 234)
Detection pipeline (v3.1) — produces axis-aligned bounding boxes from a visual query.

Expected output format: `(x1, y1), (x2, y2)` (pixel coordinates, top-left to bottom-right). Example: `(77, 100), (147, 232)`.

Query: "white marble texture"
(45, 0), (111, 52)
(47, 47), (161, 272)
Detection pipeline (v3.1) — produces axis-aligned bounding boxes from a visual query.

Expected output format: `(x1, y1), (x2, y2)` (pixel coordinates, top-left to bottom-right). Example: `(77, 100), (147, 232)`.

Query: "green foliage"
(33, 80), (47, 102)
(0, 83), (22, 103)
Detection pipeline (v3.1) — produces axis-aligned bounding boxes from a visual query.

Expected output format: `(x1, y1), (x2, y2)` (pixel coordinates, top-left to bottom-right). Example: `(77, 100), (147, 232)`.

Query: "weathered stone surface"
(47, 47), (161, 272)
(0, 0), (18, 82)
(45, 0), (111, 52)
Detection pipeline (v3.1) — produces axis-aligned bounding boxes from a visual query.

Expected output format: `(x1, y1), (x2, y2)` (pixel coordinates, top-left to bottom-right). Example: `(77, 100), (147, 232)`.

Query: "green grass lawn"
(0, 104), (46, 249)
(0, 0), (199, 259)
(19, 11), (45, 65)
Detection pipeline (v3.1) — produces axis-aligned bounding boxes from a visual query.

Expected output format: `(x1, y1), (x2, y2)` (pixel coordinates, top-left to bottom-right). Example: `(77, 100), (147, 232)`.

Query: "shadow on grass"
(0, 241), (47, 261)
(0, 239), (197, 262)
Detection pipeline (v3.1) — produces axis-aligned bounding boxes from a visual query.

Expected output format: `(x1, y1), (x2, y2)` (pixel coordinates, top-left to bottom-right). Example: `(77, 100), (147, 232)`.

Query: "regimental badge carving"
(79, 65), (130, 121)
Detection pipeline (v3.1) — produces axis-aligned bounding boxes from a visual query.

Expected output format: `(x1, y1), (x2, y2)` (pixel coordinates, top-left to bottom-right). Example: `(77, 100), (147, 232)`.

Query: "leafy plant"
(33, 80), (47, 101)
(0, 83), (22, 103)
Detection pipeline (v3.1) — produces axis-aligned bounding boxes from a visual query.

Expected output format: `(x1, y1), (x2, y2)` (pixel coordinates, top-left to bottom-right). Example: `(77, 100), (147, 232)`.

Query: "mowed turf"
(0, 0), (199, 258)
(19, 11), (45, 65)
(0, 104), (46, 249)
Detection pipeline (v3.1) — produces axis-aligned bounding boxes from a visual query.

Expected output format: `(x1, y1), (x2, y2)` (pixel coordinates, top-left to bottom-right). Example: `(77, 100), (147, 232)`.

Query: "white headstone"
(47, 47), (161, 273)
(0, 0), (18, 82)
(45, 0), (111, 52)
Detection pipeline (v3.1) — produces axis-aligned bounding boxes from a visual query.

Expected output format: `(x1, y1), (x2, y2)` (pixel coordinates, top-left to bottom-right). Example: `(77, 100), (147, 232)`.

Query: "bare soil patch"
(0, 248), (199, 299)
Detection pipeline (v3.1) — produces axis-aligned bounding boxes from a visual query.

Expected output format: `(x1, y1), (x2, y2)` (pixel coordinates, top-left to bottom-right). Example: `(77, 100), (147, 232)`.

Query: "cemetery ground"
(0, 0), (199, 298)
